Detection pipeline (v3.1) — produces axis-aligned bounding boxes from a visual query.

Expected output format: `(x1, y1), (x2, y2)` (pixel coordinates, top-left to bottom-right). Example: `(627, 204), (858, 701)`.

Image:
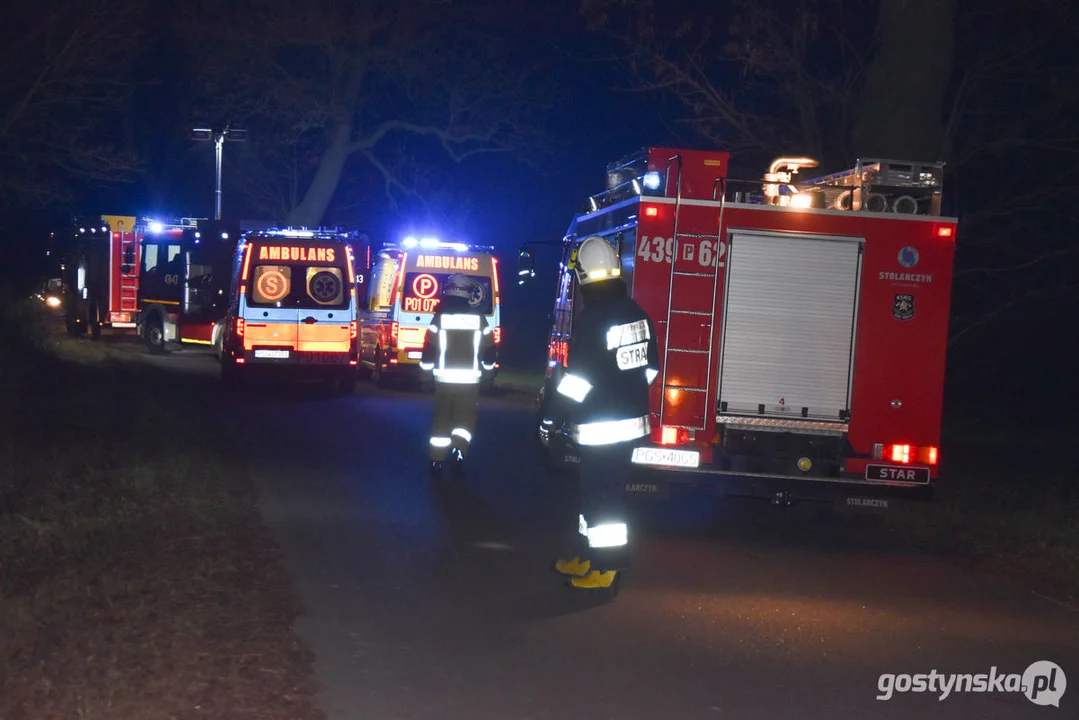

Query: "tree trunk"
(850, 0), (956, 161)
(285, 119), (354, 228)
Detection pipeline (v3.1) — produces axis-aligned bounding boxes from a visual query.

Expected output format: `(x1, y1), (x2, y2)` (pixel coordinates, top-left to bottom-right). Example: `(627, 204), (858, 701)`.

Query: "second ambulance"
(358, 237), (502, 389)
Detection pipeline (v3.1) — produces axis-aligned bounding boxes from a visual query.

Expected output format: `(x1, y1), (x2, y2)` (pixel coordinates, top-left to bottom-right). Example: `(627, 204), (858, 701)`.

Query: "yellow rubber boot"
(553, 557), (591, 577)
(569, 570), (618, 589)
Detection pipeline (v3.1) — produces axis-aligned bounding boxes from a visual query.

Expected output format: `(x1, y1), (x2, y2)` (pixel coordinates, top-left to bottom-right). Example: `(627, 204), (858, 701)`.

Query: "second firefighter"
(419, 274), (497, 475)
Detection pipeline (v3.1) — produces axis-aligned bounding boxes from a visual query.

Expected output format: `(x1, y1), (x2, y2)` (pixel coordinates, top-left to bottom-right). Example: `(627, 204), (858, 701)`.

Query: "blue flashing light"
(149, 221), (164, 233)
(642, 171), (662, 190)
(402, 236), (419, 248)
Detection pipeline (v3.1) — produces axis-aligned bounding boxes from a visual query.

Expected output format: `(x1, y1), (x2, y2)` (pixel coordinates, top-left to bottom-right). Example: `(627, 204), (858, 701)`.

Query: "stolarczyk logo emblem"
(898, 246), (920, 268)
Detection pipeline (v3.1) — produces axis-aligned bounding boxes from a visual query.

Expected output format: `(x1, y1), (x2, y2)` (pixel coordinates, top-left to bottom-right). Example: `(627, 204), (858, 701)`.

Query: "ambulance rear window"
(401, 272), (493, 315)
(246, 243), (349, 309)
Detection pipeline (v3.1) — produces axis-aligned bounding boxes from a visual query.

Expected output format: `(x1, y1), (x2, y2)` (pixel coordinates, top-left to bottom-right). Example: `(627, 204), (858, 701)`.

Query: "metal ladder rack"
(118, 225), (139, 313)
(657, 155), (725, 432)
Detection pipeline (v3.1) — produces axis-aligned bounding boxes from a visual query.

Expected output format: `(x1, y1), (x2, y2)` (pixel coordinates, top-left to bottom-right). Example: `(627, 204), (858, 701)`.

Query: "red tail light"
(349, 320), (357, 339)
(658, 425), (688, 445)
(390, 321), (399, 346)
(235, 318), (245, 338)
(880, 443), (938, 465)
(493, 326), (502, 344)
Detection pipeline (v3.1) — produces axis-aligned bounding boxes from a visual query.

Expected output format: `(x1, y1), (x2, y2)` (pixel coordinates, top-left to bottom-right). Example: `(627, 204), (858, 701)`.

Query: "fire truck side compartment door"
(718, 230), (862, 421)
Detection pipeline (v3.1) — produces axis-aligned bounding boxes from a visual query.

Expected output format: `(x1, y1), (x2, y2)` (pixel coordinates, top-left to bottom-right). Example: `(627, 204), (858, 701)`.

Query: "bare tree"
(0, 0), (144, 209)
(581, 0), (876, 173)
(178, 0), (559, 227)
(584, 0), (1079, 349)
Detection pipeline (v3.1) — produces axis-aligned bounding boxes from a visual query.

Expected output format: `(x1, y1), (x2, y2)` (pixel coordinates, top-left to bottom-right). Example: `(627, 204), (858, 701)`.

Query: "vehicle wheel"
(145, 317), (167, 354)
(89, 301), (101, 341)
(66, 315), (85, 337)
(372, 350), (391, 388)
(337, 376), (357, 395)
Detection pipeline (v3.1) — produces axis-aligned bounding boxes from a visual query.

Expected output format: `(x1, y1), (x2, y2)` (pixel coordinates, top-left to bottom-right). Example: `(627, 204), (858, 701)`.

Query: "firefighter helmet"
(574, 236), (620, 285)
(443, 273), (475, 299)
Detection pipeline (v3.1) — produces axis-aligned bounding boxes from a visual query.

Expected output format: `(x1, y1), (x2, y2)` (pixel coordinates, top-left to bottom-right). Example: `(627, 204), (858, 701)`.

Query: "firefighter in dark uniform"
(551, 235), (659, 591)
(420, 273), (497, 475)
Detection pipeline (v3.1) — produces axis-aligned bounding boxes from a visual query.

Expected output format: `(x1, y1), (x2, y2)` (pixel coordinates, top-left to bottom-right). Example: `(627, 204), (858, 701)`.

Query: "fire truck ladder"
(118, 224), (139, 313)
(657, 155), (725, 432)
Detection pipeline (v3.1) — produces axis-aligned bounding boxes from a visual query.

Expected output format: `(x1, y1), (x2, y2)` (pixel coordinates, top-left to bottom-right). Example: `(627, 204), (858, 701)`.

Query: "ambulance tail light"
(391, 321), (399, 346)
(874, 443), (938, 465)
(235, 318), (245, 338)
(349, 320), (357, 340)
(493, 326), (502, 344)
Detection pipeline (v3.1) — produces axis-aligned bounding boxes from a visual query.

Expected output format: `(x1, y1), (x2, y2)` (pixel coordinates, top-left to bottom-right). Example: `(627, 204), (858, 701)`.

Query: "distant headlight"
(46, 296), (61, 308)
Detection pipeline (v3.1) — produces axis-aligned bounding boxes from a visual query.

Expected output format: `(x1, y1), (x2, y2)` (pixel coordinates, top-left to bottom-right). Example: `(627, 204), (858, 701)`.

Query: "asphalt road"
(118, 341), (1078, 719)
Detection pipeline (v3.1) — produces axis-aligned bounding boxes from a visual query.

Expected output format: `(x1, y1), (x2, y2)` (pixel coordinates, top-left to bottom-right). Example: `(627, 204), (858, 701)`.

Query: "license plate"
(254, 349), (290, 359)
(865, 464), (930, 484)
(631, 447), (700, 468)
(407, 351), (423, 359)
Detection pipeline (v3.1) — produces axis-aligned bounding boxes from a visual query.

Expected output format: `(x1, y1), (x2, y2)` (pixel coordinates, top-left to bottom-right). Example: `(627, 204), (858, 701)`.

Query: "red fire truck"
(63, 215), (202, 338)
(521, 147), (957, 507)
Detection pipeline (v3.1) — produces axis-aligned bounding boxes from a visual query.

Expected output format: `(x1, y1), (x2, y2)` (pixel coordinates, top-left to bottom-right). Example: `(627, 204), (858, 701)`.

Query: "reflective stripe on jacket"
(420, 296), (496, 385)
(554, 280), (659, 445)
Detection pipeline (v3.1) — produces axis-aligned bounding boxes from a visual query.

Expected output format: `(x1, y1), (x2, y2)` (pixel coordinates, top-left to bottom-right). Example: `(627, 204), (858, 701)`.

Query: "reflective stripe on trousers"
(429, 383), (479, 461)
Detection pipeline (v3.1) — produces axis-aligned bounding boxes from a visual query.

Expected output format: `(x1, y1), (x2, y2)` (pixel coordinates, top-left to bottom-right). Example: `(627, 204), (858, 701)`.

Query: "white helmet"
(574, 236), (620, 285)
(443, 273), (474, 300)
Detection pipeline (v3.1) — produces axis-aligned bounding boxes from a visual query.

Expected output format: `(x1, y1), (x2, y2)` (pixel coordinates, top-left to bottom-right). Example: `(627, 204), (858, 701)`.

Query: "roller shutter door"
(718, 230), (862, 421)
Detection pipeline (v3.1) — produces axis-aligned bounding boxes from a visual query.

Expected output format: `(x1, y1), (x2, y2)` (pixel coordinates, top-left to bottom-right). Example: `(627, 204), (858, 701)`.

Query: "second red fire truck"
(522, 147), (957, 507)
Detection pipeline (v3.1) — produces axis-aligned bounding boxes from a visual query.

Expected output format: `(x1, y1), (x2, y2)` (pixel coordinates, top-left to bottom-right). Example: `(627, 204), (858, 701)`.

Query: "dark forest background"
(2, 0), (1076, 425)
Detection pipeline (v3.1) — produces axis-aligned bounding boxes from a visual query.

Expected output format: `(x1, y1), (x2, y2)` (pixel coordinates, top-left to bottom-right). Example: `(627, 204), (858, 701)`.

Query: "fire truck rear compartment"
(717, 230), (862, 422)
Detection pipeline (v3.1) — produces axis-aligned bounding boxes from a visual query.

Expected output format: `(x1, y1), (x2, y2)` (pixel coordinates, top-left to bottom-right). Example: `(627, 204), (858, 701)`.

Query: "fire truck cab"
(217, 228), (362, 392)
(358, 237), (502, 389)
(136, 217), (237, 354)
(522, 147), (957, 507)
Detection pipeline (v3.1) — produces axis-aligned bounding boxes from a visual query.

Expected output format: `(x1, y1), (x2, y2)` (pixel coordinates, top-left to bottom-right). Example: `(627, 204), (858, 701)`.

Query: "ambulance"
(217, 228), (362, 393)
(358, 236), (502, 389)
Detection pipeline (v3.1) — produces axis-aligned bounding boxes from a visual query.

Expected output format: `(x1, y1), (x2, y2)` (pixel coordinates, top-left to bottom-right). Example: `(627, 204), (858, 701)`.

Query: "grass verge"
(0, 301), (323, 719)
(883, 423), (1079, 606)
